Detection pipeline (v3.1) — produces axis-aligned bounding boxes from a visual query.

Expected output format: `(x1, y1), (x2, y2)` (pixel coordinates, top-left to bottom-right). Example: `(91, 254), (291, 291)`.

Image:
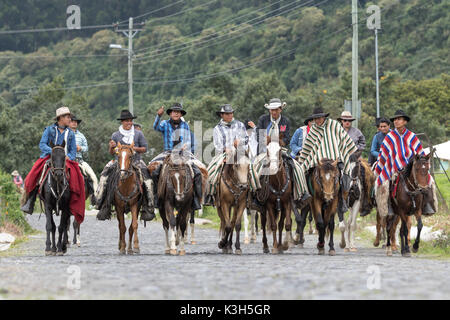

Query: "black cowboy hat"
(216, 104), (235, 117)
(117, 109), (137, 121)
(166, 102), (186, 116)
(310, 107), (329, 119)
(390, 109), (410, 122)
(70, 114), (82, 124)
(303, 115), (314, 126)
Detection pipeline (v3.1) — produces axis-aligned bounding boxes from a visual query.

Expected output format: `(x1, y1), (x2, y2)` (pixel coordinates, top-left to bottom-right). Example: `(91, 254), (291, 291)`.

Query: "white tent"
(424, 140), (450, 160)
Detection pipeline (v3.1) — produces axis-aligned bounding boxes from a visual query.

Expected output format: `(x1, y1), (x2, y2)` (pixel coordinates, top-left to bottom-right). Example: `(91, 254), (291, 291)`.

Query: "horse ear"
(425, 152), (432, 160)
(332, 159), (338, 167)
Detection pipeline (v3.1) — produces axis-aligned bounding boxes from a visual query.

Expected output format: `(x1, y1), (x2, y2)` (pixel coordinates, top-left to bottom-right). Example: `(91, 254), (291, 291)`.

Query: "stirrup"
(422, 202), (436, 216)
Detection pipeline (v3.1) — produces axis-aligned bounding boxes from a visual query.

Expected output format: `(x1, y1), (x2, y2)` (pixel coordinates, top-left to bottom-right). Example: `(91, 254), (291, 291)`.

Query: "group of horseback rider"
(20, 99), (437, 221)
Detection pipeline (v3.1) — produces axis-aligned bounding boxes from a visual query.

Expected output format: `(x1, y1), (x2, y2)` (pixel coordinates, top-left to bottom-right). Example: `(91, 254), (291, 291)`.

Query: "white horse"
(243, 208), (259, 244)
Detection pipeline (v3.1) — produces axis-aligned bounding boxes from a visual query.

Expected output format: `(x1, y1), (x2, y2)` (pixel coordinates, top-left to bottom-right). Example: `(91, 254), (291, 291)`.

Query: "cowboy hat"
(310, 107), (330, 119)
(264, 98), (286, 110)
(70, 114), (82, 124)
(390, 109), (411, 122)
(11, 170), (19, 176)
(54, 106), (71, 120)
(337, 111), (355, 122)
(216, 104), (235, 117)
(166, 103), (186, 116)
(303, 115), (314, 126)
(117, 110), (137, 121)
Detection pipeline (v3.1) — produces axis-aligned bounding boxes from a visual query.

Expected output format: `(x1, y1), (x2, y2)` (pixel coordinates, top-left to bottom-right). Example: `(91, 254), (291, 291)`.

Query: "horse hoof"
(169, 249), (177, 255)
(244, 237), (250, 245)
(222, 248), (228, 254)
(165, 249), (170, 254)
(329, 250), (336, 256)
(381, 244), (386, 249)
(51, 251), (57, 256)
(386, 248), (393, 256)
(45, 251), (53, 256)
(227, 248), (233, 254)
(373, 241), (380, 247)
(272, 248), (279, 254)
(57, 251), (64, 256)
(298, 243), (304, 249)
(339, 242), (346, 249)
(350, 247), (358, 252)
(133, 248), (140, 254)
(119, 250), (126, 255)
(282, 242), (290, 251)
(402, 252), (411, 257)
(77, 243), (81, 248)
(318, 249), (325, 255)
(179, 250), (186, 256)
(235, 249), (242, 255)
(263, 248), (270, 254)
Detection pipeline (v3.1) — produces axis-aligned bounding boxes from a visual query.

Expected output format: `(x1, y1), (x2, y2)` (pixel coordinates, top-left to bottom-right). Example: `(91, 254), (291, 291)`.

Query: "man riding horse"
(297, 107), (358, 218)
(21, 106), (85, 223)
(369, 117), (391, 166)
(69, 114), (98, 203)
(95, 110), (155, 221)
(254, 98), (311, 209)
(374, 109), (437, 216)
(150, 103), (203, 211)
(203, 104), (259, 206)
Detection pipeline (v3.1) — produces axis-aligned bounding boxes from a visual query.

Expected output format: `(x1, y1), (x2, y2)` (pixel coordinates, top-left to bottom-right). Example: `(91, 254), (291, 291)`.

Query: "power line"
(133, 0), (292, 53)
(117, 0), (187, 25)
(135, 0), (324, 64)
(13, 81), (127, 94)
(0, 53), (127, 60)
(0, 24), (116, 35)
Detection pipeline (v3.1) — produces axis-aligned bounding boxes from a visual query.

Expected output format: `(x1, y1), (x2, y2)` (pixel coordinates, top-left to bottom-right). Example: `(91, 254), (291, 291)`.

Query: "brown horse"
(114, 142), (143, 255)
(157, 152), (194, 255)
(310, 159), (340, 255)
(386, 153), (432, 257)
(217, 148), (250, 254)
(259, 140), (293, 254)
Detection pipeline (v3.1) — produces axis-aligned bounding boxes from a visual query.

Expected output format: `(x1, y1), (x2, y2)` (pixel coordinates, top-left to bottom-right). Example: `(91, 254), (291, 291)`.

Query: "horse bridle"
(222, 163), (248, 206)
(48, 146), (68, 214)
(115, 150), (141, 203)
(398, 158), (430, 212)
(119, 150), (136, 181)
(167, 163), (193, 199)
(268, 157), (291, 212)
(314, 164), (339, 200)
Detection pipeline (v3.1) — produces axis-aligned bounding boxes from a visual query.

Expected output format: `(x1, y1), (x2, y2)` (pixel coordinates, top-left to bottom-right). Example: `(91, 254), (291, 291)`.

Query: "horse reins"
(48, 146), (69, 215)
(222, 164), (248, 206)
(268, 158), (290, 212)
(167, 164), (193, 199)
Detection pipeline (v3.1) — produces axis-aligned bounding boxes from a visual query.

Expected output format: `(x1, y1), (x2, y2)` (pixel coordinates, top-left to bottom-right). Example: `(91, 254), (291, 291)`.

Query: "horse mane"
(403, 156), (415, 178)
(157, 156), (172, 200)
(320, 159), (337, 172)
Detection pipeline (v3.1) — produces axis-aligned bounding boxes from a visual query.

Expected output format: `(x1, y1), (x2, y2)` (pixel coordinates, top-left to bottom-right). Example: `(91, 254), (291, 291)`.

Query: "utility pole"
(352, 0), (359, 129)
(113, 18), (143, 114)
(367, 5), (382, 119)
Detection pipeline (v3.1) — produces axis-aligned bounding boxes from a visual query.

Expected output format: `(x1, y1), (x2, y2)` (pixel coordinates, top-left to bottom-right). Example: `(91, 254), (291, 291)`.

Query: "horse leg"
(178, 210), (187, 256)
(168, 208), (177, 255)
(243, 208), (250, 245)
(116, 208), (127, 254)
(385, 215), (393, 256)
(400, 218), (409, 257)
(391, 215), (400, 252)
(261, 209), (269, 254)
(250, 209), (257, 243)
(328, 214), (336, 256)
(308, 210), (314, 234)
(277, 209), (285, 253)
(56, 210), (69, 255)
(349, 200), (360, 252)
(412, 214), (423, 253)
(50, 212), (57, 255)
(131, 204), (140, 254)
(161, 206), (171, 254)
(283, 204), (293, 251)
(190, 210), (196, 244)
(44, 205), (53, 256)
(374, 210), (381, 247)
(296, 206), (308, 247)
(312, 199), (325, 255)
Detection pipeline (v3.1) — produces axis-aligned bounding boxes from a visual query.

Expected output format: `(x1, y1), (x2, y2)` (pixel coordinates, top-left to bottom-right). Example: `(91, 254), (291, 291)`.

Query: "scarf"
(220, 118), (234, 127)
(119, 125), (135, 145)
(268, 115), (281, 139)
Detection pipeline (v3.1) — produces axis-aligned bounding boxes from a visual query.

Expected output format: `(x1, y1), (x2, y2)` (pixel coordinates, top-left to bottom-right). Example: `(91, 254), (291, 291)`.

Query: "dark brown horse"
(310, 159), (340, 255)
(259, 140), (293, 254)
(217, 148), (250, 254)
(156, 152), (195, 255)
(386, 153), (432, 257)
(114, 142), (143, 255)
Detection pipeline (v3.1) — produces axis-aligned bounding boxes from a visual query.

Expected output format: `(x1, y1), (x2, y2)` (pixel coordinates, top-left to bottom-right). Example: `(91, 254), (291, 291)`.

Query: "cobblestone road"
(0, 213), (449, 299)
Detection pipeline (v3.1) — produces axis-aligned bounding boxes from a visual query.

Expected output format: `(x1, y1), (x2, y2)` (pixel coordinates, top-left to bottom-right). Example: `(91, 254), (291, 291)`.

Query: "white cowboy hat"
(264, 98), (286, 110)
(337, 110), (356, 121)
(11, 170), (19, 176)
(54, 106), (71, 120)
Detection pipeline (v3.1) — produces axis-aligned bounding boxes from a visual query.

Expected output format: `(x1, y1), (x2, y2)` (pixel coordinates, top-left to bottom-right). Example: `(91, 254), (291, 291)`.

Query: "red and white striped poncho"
(374, 128), (424, 186)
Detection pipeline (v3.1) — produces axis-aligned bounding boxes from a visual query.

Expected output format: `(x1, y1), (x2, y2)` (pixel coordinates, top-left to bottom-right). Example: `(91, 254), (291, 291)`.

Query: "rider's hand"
(157, 106), (164, 116)
(109, 140), (117, 148)
(248, 121), (256, 129)
(76, 145), (81, 152)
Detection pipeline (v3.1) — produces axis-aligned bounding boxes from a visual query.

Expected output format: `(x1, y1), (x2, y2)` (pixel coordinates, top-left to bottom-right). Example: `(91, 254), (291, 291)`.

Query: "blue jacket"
(370, 131), (389, 158)
(39, 123), (77, 160)
(153, 115), (192, 151)
(290, 127), (304, 158)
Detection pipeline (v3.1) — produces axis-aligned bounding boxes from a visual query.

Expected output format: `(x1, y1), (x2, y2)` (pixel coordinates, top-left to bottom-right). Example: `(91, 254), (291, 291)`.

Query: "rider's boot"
(294, 192), (312, 210)
(140, 179), (156, 222)
(191, 167), (203, 211)
(20, 187), (38, 214)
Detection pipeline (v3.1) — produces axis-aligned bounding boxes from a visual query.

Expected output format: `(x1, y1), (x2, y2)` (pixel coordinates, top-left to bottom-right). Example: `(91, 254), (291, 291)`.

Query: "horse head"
(266, 141), (282, 175)
(412, 152), (431, 189)
(50, 140), (67, 184)
(315, 159), (339, 202)
(225, 147), (250, 188)
(166, 152), (191, 203)
(117, 141), (135, 180)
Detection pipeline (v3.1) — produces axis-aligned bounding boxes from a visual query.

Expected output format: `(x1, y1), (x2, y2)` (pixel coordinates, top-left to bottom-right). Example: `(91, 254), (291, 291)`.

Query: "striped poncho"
(298, 118), (357, 175)
(374, 128), (424, 186)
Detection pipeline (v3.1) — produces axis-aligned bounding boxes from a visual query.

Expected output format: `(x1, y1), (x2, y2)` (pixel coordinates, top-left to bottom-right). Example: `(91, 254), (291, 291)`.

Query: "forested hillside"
(0, 0), (448, 175)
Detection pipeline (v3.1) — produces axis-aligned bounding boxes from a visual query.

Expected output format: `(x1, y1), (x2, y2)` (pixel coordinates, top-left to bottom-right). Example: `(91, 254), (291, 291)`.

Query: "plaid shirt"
(73, 130), (88, 161)
(153, 115), (192, 151)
